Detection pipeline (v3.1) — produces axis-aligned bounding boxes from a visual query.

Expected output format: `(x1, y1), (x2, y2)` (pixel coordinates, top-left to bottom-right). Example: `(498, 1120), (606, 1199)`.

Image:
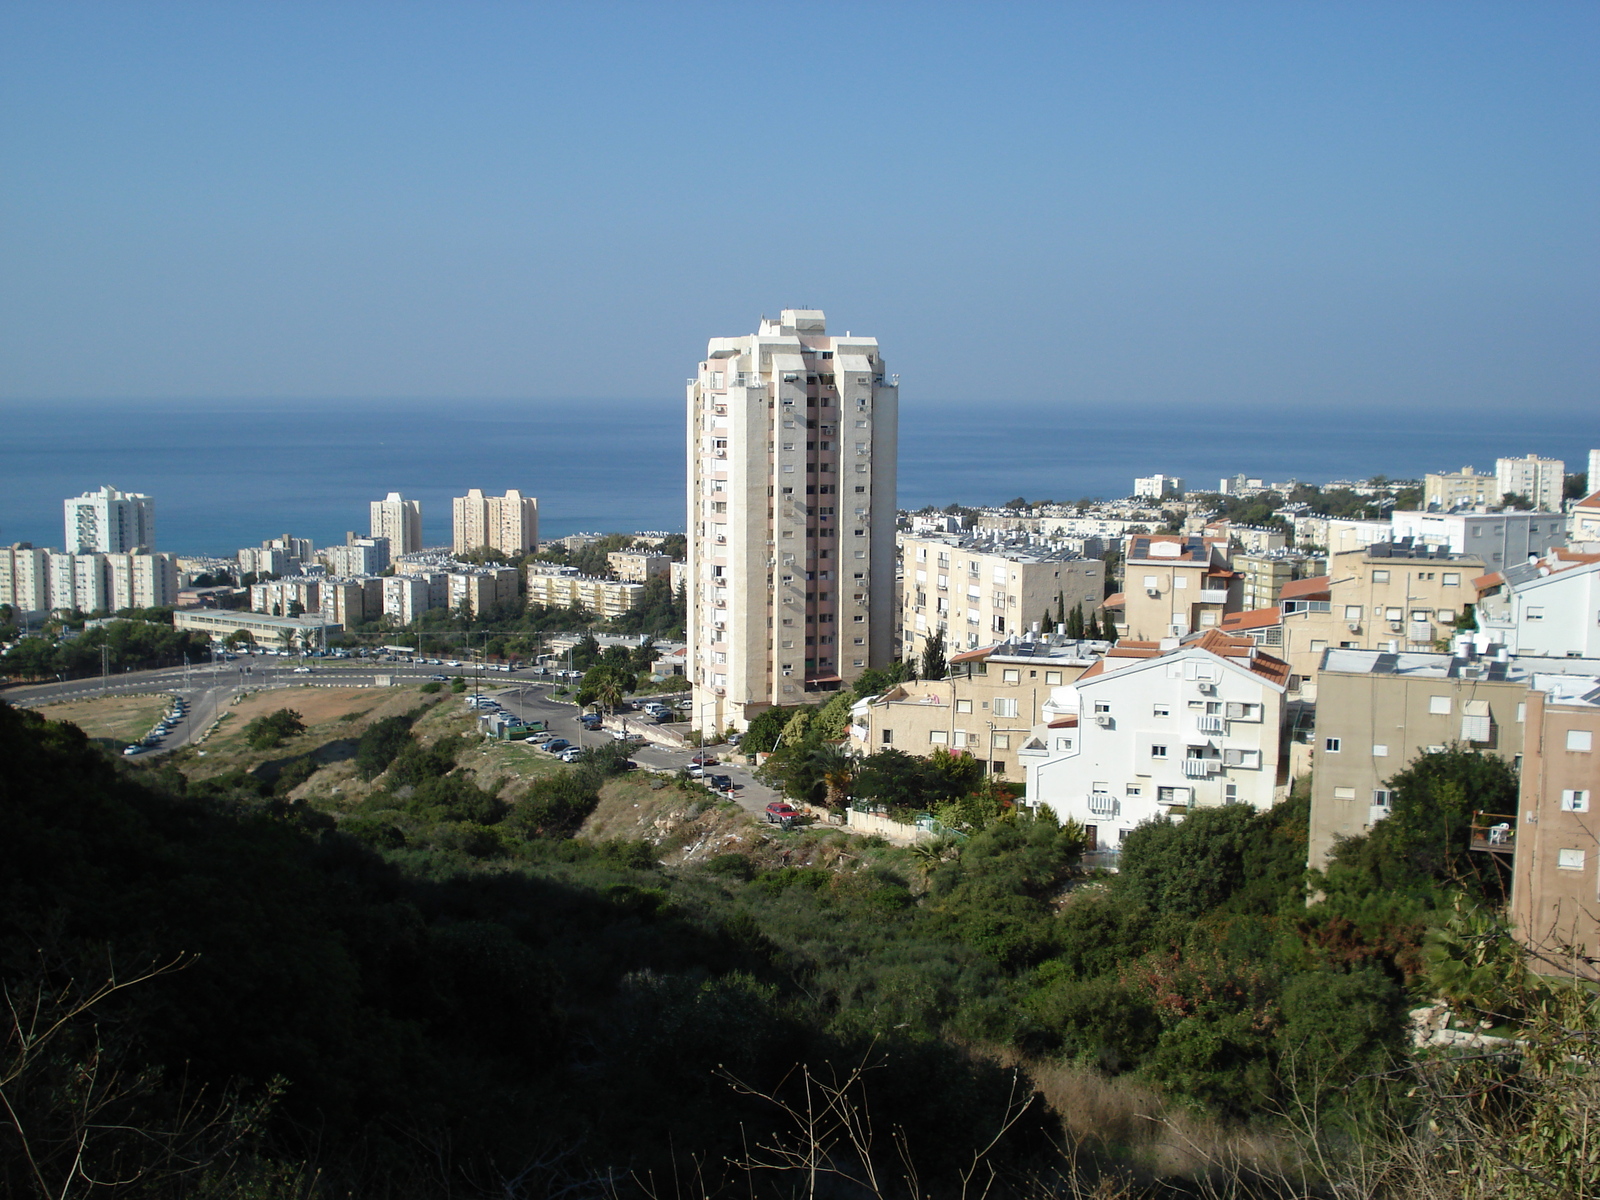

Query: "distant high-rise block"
(1496, 454), (1565, 512)
(687, 309), (898, 732)
(370, 492), (423, 556)
(63, 486), (155, 553)
(452, 489), (538, 557)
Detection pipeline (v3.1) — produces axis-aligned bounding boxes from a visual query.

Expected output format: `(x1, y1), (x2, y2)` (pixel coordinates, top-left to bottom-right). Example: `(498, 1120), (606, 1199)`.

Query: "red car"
(689, 753), (718, 766)
(765, 802), (798, 824)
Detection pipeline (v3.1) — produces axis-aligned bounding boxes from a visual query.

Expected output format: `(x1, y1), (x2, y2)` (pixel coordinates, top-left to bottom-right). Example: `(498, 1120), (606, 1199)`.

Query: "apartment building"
(452, 489), (539, 557)
(1119, 534), (1239, 641)
(321, 537), (391, 578)
(1571, 489), (1600, 547)
(63, 486), (155, 554)
(848, 636), (1109, 777)
(1133, 474), (1184, 500)
(237, 545), (298, 578)
(1285, 540), (1479, 669)
(0, 544), (51, 615)
(320, 578), (382, 627)
(1509, 676), (1600, 957)
(1392, 510), (1566, 568)
(687, 309), (898, 732)
(1476, 557), (1600, 659)
(251, 578), (322, 617)
(1307, 648), (1600, 869)
(104, 552), (179, 610)
(1322, 518), (1394, 555)
(448, 567), (520, 617)
(526, 569), (643, 619)
(1021, 632), (1292, 853)
(609, 550), (671, 583)
(1234, 550), (1312, 611)
(899, 534), (1103, 659)
(1496, 454), (1566, 512)
(370, 492), (423, 556)
(1424, 467), (1495, 512)
(382, 574), (447, 624)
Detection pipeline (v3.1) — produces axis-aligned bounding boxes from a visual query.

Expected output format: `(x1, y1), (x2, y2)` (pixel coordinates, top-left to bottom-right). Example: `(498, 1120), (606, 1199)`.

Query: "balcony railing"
(1197, 715), (1226, 735)
(1182, 758), (1218, 778)
(1469, 812), (1517, 854)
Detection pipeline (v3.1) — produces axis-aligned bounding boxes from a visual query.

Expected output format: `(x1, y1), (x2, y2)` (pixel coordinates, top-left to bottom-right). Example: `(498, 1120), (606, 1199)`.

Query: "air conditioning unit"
(1146, 588), (1160, 597)
(1197, 682), (1216, 695)
(1095, 713), (1113, 727)
(1347, 622), (1361, 633)
(1389, 621), (1403, 633)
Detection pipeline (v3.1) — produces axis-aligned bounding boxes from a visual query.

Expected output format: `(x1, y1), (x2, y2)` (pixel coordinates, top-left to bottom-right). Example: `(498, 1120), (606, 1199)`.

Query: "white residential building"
(1391, 510), (1567, 567)
(0, 544), (51, 615)
(382, 573), (447, 624)
(1477, 558), (1600, 660)
(687, 309), (898, 732)
(63, 486), (155, 553)
(370, 492), (423, 556)
(1496, 454), (1565, 512)
(1021, 631), (1291, 856)
(1133, 474), (1184, 500)
(321, 537), (391, 577)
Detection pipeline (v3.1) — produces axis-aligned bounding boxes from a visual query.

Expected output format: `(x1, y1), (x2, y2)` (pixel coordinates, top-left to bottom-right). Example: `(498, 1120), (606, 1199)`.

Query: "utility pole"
(101, 644), (109, 696)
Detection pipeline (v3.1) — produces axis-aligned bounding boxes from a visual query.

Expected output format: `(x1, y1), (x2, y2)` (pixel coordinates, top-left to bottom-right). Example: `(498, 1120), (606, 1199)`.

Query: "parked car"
(525, 731), (555, 744)
(428, 674), (450, 681)
(544, 738), (572, 754)
(765, 802), (799, 824)
(558, 747), (584, 764)
(292, 666), (311, 674)
(685, 764), (706, 778)
(706, 774), (734, 790)
(689, 753), (718, 766)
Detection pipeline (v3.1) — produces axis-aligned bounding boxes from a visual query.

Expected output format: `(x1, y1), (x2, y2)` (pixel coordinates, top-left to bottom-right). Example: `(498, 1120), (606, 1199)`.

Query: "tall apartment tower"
(1496, 454), (1565, 512)
(370, 492), (423, 556)
(687, 309), (898, 733)
(452, 489), (539, 557)
(63, 486), (154, 553)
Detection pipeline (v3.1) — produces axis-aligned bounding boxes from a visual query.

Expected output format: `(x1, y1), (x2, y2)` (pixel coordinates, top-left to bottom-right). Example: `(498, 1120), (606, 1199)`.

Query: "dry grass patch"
(39, 693), (172, 745)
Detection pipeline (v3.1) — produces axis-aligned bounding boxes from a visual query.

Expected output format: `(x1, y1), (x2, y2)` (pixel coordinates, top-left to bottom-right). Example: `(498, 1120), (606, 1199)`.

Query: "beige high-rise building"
(1496, 454), (1565, 512)
(0, 544), (51, 615)
(1424, 466), (1494, 512)
(104, 552), (179, 610)
(370, 492), (423, 556)
(452, 489), (539, 557)
(687, 309), (898, 732)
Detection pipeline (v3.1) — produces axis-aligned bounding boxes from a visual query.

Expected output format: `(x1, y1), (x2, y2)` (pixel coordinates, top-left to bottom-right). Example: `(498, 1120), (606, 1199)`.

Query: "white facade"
(63, 486), (155, 554)
(687, 310), (898, 731)
(1133, 474), (1184, 500)
(322, 537), (391, 577)
(1391, 510), (1566, 566)
(382, 573), (446, 623)
(1021, 633), (1289, 852)
(1480, 559), (1600, 660)
(371, 492), (423, 556)
(0, 544), (51, 615)
(1496, 454), (1565, 512)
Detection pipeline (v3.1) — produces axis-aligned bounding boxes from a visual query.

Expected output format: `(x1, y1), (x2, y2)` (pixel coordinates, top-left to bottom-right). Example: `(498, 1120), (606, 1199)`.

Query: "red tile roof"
(1472, 571), (1504, 591)
(1221, 607), (1283, 632)
(1101, 592), (1125, 610)
(1279, 575), (1330, 601)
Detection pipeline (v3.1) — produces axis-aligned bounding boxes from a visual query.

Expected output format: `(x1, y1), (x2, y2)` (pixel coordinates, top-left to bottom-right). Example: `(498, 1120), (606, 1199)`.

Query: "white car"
(292, 666), (311, 674)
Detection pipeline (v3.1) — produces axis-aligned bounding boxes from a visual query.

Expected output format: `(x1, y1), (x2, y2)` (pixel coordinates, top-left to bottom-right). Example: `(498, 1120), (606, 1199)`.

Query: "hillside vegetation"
(2, 697), (1594, 1199)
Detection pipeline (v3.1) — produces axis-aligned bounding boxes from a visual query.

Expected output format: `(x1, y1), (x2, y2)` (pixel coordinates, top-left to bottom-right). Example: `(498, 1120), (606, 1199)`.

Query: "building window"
(1443, 573), (1460, 586)
(1334, 786), (1356, 799)
(1094, 702), (1111, 714)
(881, 730), (893, 745)
(1568, 730), (1594, 753)
(953, 730), (969, 747)
(1561, 790), (1590, 813)
(1526, 606), (1545, 622)
(929, 730), (949, 745)
(991, 733), (1010, 749)
(1045, 671), (1062, 685)
(1372, 744), (1388, 757)
(1056, 737), (1074, 751)
(1150, 744), (1168, 759)
(1310, 639), (1328, 653)
(1002, 668), (1020, 683)
(1153, 704), (1170, 718)
(1125, 784), (1141, 796)
(1325, 737), (1342, 753)
(994, 698), (1019, 718)
(1372, 570), (1390, 583)
(956, 699), (973, 714)
(1344, 606), (1363, 621)
(1558, 848), (1586, 871)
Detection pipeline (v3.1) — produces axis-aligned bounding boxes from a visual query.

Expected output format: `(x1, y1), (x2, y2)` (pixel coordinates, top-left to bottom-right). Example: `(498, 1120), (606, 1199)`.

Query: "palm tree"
(810, 744), (856, 810)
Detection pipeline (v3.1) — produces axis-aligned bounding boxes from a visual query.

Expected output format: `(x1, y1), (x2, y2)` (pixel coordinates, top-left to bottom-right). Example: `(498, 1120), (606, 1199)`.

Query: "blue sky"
(1, 1), (1596, 412)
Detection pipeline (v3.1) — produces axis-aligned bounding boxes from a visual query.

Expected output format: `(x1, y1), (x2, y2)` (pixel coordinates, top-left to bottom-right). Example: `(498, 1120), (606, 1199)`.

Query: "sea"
(1, 397), (1593, 557)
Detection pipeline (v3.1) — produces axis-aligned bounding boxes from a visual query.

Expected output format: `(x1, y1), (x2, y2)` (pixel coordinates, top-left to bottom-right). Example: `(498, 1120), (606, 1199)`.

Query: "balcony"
(1182, 758), (1218, 778)
(1085, 793), (1120, 818)
(1469, 812), (1517, 855)
(1197, 715), (1225, 735)
(1198, 589), (1230, 605)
